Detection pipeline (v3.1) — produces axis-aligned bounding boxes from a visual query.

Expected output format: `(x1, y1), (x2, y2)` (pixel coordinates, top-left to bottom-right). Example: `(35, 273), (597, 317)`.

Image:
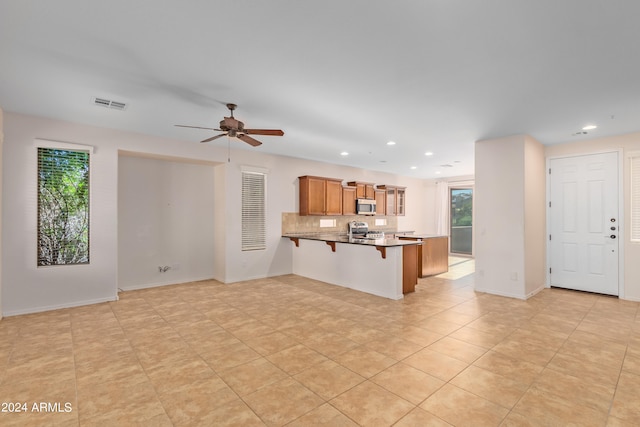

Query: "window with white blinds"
(241, 171), (266, 251)
(37, 147), (90, 265)
(632, 155), (640, 242)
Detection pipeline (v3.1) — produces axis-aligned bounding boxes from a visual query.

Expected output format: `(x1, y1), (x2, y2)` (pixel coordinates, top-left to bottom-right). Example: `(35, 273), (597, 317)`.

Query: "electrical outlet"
(319, 219), (336, 228)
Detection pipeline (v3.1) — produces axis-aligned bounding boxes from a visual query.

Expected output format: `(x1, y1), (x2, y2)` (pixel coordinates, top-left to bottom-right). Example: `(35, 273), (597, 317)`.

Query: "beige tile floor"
(1, 259), (640, 426)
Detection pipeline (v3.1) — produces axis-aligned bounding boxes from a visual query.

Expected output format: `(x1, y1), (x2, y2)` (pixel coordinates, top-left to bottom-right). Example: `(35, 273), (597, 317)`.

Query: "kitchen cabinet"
(378, 185), (406, 216)
(374, 189), (386, 215)
(346, 181), (375, 199)
(398, 235), (449, 277)
(397, 187), (406, 215)
(402, 244), (418, 293)
(342, 186), (357, 215)
(299, 175), (343, 216)
(325, 180), (343, 215)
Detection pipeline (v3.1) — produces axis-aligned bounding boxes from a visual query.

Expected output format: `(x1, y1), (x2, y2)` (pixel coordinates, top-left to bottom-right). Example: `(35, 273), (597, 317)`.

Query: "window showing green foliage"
(451, 189), (473, 226)
(37, 148), (90, 266)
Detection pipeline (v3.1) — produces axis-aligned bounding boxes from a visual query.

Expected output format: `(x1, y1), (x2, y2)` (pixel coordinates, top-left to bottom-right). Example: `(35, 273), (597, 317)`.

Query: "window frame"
(35, 139), (93, 267)
(241, 167), (267, 251)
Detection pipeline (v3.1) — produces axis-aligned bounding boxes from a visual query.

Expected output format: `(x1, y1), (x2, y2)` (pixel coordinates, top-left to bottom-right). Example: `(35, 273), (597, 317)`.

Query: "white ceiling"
(2, 1), (640, 179)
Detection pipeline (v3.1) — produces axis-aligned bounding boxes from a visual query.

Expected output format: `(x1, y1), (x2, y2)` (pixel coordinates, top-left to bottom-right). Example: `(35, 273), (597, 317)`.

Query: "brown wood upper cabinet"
(346, 181), (375, 199)
(378, 185), (406, 216)
(374, 189), (386, 215)
(299, 176), (343, 216)
(342, 186), (357, 215)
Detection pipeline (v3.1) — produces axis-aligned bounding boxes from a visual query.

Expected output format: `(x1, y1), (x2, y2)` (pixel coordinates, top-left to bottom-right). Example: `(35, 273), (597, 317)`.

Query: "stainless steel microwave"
(356, 198), (376, 215)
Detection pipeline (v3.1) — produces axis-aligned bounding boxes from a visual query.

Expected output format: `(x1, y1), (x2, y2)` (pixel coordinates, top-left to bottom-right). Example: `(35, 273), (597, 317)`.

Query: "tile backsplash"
(282, 212), (398, 234)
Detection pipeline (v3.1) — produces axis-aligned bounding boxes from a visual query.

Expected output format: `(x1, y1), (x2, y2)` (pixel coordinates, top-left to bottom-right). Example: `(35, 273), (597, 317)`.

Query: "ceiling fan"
(175, 103), (284, 146)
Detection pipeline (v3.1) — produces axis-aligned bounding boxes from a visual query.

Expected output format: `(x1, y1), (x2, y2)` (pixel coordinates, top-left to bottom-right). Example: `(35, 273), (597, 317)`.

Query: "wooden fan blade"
(175, 124), (220, 131)
(244, 129), (284, 136)
(201, 134), (226, 143)
(238, 134), (262, 147)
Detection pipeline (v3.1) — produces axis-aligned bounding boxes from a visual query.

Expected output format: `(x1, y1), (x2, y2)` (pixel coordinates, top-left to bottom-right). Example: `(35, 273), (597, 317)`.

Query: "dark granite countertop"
(282, 233), (422, 247)
(396, 233), (449, 239)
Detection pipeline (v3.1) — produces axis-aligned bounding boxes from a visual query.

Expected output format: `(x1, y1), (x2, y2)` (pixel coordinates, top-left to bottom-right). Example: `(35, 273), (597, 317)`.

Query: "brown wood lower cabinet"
(402, 244), (418, 293)
(399, 236), (449, 277)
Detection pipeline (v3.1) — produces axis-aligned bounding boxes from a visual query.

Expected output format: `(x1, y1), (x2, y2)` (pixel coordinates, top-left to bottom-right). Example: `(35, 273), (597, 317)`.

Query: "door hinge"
(549, 267), (552, 274)
(549, 201), (551, 208)
(549, 168), (551, 174)
(549, 234), (552, 241)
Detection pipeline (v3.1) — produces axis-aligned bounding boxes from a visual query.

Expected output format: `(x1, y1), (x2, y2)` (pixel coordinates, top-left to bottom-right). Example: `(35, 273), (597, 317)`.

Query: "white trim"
(474, 287), (528, 300)
(35, 138), (94, 154)
(118, 276), (216, 291)
(3, 295), (117, 317)
(240, 164), (269, 175)
(545, 149), (625, 298)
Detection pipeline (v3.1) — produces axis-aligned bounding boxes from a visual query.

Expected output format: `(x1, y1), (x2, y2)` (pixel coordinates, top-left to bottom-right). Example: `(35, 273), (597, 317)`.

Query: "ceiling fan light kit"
(175, 103), (284, 147)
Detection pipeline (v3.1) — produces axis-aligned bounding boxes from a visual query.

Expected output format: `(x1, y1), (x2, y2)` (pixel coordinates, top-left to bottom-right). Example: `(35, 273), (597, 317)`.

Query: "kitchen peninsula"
(283, 233), (421, 300)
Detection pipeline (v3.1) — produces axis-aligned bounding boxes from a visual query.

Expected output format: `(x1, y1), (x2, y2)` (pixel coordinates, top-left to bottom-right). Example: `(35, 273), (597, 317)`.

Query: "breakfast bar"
(283, 233), (422, 300)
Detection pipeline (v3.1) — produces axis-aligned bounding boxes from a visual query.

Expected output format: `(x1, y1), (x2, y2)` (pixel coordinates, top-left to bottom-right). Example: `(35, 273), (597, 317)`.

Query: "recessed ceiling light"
(425, 152), (434, 156)
(387, 141), (396, 146)
(435, 171), (441, 174)
(410, 166), (417, 170)
(340, 151), (349, 156)
(582, 125), (597, 130)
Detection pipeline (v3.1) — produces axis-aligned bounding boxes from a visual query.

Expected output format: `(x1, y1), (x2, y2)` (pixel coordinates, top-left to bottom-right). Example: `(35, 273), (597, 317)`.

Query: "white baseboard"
(3, 295), (118, 317)
(474, 287), (529, 300)
(118, 276), (216, 291)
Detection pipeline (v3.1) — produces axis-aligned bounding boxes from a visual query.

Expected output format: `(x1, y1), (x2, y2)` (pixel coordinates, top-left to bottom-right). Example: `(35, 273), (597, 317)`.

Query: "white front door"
(549, 152), (619, 295)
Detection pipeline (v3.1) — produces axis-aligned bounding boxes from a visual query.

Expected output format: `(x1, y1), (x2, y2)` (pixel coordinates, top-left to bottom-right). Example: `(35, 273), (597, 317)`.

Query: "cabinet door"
(386, 188), (396, 215)
(342, 186), (357, 215)
(374, 190), (386, 215)
(325, 179), (343, 215)
(365, 184), (375, 199)
(299, 176), (326, 215)
(397, 188), (406, 216)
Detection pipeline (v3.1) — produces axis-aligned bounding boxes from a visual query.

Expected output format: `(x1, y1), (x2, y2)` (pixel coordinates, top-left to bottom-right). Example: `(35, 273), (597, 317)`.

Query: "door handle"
(609, 235), (617, 239)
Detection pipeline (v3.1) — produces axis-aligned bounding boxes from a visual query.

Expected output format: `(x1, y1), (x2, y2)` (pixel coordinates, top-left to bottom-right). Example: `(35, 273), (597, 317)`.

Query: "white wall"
(2, 116), (120, 315)
(523, 136), (547, 296)
(475, 135), (527, 298)
(475, 135), (546, 299)
(546, 132), (640, 301)
(117, 155), (216, 290)
(1, 112), (433, 314)
(0, 108), (3, 319)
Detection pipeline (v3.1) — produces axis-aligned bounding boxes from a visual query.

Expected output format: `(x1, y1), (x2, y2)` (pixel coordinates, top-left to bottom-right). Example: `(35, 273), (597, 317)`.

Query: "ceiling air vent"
(92, 97), (127, 110)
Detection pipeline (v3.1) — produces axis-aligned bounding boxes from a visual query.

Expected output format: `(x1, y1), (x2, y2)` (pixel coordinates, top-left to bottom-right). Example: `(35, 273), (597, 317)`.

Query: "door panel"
(549, 152), (619, 295)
